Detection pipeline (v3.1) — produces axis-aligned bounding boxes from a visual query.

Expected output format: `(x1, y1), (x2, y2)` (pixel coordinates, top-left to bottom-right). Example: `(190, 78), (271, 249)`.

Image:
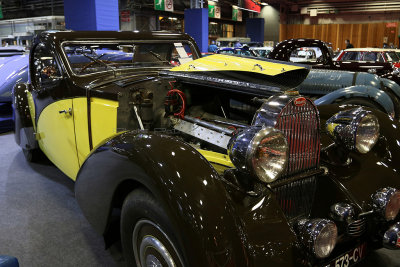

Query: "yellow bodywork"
(90, 97), (119, 148)
(73, 98), (90, 166)
(35, 97), (118, 180)
(36, 99), (80, 179)
(197, 149), (234, 174)
(170, 54), (305, 76)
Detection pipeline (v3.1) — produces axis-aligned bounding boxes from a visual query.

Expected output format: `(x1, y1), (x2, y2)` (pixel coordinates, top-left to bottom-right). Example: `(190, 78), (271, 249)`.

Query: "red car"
(335, 48), (400, 68)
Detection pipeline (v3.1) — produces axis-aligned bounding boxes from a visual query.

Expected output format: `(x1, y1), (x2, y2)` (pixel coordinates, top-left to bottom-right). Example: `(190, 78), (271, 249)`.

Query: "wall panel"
(280, 22), (400, 49)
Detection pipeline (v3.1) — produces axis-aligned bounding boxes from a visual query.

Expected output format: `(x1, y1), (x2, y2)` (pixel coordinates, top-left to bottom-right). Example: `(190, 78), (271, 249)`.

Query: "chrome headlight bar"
(372, 187), (400, 221)
(296, 218), (338, 259)
(326, 107), (380, 154)
(228, 126), (288, 183)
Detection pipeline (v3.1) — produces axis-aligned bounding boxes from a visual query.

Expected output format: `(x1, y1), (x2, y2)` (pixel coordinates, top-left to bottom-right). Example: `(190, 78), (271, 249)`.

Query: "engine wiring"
(165, 82), (186, 119)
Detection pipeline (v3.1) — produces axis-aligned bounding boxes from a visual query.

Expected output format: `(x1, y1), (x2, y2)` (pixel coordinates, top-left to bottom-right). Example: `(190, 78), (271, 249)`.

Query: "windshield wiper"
(82, 53), (117, 77)
(142, 47), (171, 65)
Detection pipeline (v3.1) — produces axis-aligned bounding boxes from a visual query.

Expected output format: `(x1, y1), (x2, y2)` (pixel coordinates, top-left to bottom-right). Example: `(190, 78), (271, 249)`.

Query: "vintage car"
(249, 46), (273, 58)
(216, 46), (257, 57)
(335, 48), (400, 67)
(13, 31), (400, 266)
(0, 46), (29, 133)
(269, 39), (400, 81)
(289, 47), (320, 63)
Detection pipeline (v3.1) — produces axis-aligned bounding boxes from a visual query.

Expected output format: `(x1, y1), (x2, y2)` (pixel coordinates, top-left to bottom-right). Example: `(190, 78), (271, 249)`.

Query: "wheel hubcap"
(133, 219), (182, 267)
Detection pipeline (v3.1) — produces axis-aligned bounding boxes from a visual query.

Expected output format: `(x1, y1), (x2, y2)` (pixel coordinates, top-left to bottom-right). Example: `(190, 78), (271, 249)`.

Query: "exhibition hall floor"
(0, 131), (399, 267)
(0, 132), (124, 267)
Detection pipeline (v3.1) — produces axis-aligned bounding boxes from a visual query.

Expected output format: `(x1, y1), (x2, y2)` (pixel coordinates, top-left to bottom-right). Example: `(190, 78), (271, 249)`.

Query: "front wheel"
(121, 189), (185, 267)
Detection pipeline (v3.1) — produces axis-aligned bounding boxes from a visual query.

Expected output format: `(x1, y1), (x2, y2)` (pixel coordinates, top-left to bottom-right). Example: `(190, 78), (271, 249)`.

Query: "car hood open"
(163, 54), (310, 96)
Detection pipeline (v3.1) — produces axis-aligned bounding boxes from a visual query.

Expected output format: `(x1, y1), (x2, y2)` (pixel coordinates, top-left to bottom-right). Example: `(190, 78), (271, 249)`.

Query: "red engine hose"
(166, 89), (186, 119)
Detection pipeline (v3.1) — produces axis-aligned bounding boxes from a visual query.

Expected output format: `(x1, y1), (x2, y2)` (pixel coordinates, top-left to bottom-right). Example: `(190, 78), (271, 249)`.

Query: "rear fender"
(12, 83), (37, 149)
(314, 85), (394, 116)
(75, 131), (248, 266)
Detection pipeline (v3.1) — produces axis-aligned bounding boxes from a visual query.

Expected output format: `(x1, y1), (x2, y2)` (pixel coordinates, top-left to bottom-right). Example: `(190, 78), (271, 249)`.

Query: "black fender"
(75, 131), (299, 266)
(318, 104), (400, 204)
(12, 83), (37, 150)
(76, 132), (248, 266)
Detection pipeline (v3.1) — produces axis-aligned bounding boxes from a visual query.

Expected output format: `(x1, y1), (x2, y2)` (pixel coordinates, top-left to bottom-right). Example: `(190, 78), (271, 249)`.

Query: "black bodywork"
(13, 31), (400, 266)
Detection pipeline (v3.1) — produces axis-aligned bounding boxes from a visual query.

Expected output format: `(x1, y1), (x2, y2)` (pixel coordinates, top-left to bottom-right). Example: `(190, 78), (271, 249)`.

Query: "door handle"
(59, 108), (72, 115)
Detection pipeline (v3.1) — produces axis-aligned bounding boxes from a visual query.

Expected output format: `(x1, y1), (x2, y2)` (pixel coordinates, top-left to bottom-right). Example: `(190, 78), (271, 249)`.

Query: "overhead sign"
(154, 0), (174, 12)
(208, 2), (221, 19)
(243, 0), (261, 13)
(232, 7), (242, 22)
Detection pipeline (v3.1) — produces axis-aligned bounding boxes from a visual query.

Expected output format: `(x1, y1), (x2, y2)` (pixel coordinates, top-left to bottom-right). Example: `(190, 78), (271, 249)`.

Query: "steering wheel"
(79, 59), (113, 74)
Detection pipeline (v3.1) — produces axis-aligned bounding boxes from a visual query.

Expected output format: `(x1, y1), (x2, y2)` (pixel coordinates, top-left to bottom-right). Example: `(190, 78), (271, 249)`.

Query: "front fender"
(318, 104), (400, 204)
(314, 85), (394, 116)
(380, 77), (400, 99)
(76, 131), (249, 266)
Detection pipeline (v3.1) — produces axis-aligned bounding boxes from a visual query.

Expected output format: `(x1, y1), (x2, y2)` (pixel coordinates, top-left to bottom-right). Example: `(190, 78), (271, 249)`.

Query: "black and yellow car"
(13, 31), (400, 267)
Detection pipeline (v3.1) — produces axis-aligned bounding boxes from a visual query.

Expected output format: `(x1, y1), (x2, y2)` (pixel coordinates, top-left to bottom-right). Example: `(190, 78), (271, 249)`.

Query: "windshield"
(385, 51), (399, 62)
(63, 41), (197, 75)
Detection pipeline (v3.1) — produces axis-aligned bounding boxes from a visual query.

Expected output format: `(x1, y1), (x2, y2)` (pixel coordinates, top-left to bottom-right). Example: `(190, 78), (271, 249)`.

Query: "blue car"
(0, 46), (28, 133)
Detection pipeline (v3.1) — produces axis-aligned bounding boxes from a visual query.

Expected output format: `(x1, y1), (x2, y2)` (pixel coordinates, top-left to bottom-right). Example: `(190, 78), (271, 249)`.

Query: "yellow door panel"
(36, 99), (79, 180)
(72, 97), (90, 166)
(91, 97), (118, 148)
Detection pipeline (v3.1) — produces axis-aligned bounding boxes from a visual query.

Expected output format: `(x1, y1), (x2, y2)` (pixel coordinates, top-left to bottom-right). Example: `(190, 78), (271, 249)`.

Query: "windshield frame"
(60, 39), (199, 77)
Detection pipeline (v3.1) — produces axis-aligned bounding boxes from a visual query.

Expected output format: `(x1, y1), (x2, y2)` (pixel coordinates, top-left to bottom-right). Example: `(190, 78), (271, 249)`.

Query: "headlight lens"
(372, 187), (400, 221)
(297, 219), (338, 259)
(326, 108), (380, 153)
(355, 114), (380, 153)
(248, 128), (288, 183)
(228, 126), (288, 183)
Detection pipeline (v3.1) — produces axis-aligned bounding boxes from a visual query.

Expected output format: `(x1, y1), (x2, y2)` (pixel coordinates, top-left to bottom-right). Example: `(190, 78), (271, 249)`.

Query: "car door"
(31, 43), (80, 179)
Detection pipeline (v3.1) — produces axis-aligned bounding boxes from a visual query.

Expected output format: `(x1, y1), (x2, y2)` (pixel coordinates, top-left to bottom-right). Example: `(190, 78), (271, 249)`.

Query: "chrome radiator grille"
(273, 97), (320, 219)
(275, 98), (320, 177)
(274, 176), (317, 219)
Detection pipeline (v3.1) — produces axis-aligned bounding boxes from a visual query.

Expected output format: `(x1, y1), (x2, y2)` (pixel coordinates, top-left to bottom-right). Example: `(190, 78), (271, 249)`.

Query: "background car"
(249, 46), (273, 58)
(335, 48), (400, 67)
(0, 46), (28, 133)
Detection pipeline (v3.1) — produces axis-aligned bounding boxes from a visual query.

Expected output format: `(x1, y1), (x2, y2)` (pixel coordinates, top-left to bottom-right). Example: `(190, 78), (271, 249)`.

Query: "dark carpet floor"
(0, 131), (399, 266)
(0, 132), (124, 267)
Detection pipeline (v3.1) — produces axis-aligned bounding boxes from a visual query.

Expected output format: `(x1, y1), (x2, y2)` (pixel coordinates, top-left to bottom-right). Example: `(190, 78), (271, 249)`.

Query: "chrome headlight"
(372, 187), (400, 221)
(326, 108), (379, 153)
(228, 126), (288, 183)
(296, 219), (338, 259)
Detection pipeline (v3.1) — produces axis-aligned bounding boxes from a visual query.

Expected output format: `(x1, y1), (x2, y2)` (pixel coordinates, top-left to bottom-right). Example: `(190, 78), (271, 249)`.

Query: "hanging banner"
(243, 0), (261, 13)
(0, 2), (3, 19)
(208, 2), (221, 19)
(154, 0), (174, 12)
(232, 7), (242, 21)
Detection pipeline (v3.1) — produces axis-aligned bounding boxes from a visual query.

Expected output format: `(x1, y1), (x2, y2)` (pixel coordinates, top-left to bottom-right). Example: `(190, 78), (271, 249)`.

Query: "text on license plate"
(329, 243), (367, 267)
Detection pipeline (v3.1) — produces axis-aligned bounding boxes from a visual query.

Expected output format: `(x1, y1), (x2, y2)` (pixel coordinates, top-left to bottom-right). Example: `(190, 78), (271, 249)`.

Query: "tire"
(22, 148), (43, 163)
(121, 189), (185, 267)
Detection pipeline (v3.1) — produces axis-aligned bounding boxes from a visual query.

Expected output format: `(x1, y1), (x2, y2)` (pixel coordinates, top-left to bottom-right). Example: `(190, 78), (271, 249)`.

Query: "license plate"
(328, 243), (367, 267)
